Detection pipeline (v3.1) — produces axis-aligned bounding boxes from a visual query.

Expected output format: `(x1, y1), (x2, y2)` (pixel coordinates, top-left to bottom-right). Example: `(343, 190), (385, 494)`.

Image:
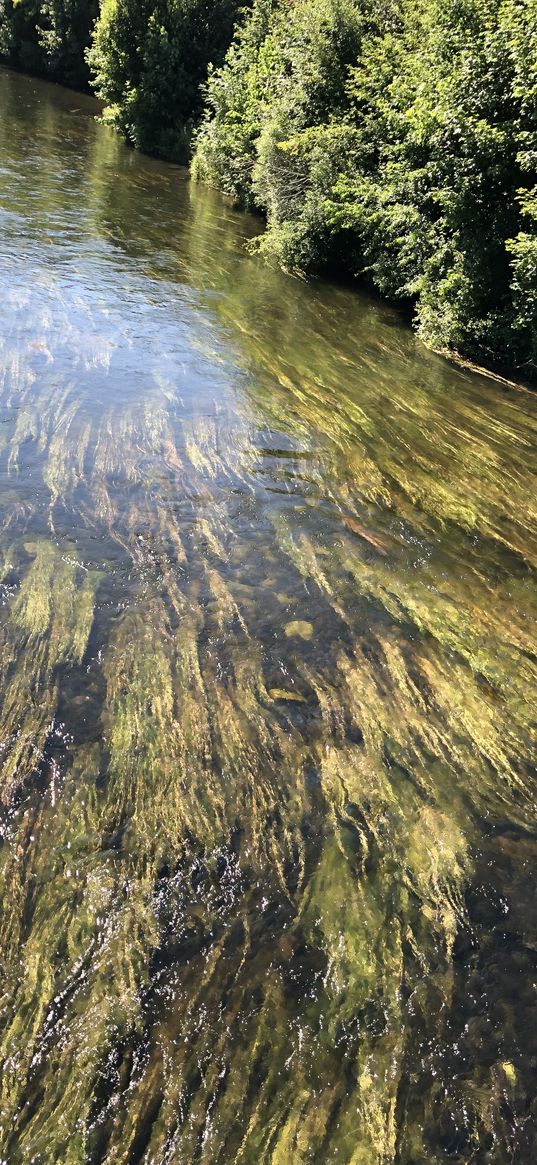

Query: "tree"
(87, 0), (244, 161)
(194, 0), (537, 371)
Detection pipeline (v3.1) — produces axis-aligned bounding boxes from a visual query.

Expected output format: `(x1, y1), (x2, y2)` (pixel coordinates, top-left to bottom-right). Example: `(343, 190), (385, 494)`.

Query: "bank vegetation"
(1, 0), (535, 372)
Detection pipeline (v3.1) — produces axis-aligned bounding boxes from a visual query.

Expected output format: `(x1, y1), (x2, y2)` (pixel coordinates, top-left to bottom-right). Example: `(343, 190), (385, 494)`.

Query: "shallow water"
(0, 64), (537, 1165)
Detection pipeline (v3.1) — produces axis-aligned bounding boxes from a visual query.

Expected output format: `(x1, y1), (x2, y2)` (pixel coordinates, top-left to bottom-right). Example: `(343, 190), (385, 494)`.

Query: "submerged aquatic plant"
(0, 66), (536, 1165)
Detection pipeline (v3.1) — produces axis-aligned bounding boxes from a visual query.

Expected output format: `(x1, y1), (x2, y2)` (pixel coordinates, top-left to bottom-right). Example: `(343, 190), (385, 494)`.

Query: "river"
(1, 65), (537, 1164)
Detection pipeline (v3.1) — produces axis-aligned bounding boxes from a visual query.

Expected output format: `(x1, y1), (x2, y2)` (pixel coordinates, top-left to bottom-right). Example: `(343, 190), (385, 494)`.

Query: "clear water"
(1, 65), (537, 1165)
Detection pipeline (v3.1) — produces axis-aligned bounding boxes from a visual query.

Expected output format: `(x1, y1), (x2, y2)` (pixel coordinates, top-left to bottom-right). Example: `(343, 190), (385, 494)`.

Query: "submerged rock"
(268, 687), (307, 703)
(284, 619), (313, 641)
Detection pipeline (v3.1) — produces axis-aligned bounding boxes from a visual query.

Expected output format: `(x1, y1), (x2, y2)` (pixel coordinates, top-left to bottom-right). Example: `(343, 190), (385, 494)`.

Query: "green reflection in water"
(0, 66), (536, 1165)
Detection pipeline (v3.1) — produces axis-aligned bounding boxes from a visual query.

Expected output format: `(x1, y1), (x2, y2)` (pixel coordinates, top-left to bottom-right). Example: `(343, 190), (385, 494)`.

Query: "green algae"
(0, 65), (536, 1165)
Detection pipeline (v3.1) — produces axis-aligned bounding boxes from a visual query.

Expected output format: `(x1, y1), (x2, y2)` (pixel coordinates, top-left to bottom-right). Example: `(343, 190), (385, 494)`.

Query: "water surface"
(1, 65), (537, 1165)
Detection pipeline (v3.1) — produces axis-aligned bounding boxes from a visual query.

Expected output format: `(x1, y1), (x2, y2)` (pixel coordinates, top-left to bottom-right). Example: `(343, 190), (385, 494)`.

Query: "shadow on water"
(0, 63), (537, 1165)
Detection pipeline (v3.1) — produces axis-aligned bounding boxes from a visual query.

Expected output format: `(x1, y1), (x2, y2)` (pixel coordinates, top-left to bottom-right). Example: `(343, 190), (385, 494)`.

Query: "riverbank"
(2, 0), (535, 382)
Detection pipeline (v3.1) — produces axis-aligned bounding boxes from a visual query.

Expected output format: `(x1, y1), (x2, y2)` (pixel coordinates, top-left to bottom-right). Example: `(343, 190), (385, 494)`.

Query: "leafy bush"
(0, 0), (98, 86)
(87, 0), (243, 161)
(2, 0), (536, 370)
(194, 0), (537, 372)
(193, 0), (372, 222)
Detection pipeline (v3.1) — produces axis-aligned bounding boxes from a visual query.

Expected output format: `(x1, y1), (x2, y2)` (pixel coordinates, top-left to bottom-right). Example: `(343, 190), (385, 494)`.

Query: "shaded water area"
(1, 63), (537, 1165)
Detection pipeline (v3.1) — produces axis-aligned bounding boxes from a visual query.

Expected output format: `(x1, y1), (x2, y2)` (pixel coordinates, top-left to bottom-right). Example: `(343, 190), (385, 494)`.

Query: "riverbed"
(1, 65), (536, 1164)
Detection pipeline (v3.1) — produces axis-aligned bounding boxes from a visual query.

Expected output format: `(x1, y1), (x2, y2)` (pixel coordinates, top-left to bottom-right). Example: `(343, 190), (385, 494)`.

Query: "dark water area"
(1, 65), (537, 1164)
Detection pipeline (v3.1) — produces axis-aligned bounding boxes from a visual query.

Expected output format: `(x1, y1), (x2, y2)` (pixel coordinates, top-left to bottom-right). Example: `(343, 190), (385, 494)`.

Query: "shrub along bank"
(193, 0), (537, 372)
(0, 0), (98, 87)
(1, 0), (536, 371)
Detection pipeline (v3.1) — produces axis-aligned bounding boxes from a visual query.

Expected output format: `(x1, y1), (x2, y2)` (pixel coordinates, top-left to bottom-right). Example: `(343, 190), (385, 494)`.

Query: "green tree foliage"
(194, 0), (537, 371)
(0, 0), (98, 86)
(193, 0), (373, 268)
(42, 0), (99, 84)
(86, 0), (244, 161)
(1, 0), (535, 370)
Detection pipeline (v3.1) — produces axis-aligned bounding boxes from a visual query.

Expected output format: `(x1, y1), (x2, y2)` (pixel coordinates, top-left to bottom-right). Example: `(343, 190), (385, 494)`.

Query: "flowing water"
(0, 64), (537, 1165)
